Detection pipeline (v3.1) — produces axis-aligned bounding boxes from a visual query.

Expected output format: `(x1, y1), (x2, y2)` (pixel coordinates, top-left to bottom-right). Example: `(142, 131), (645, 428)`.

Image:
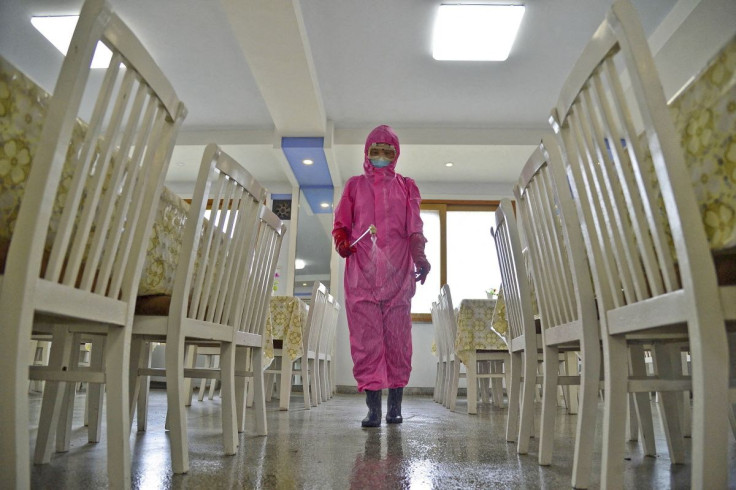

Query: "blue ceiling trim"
(302, 186), (334, 215)
(281, 137), (333, 214)
(270, 193), (292, 201)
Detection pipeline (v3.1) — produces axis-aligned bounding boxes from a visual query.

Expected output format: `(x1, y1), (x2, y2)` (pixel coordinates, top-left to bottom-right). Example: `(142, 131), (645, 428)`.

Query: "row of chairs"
(0, 0), (286, 487)
(491, 0), (735, 488)
(264, 282), (341, 410)
(432, 285), (509, 414)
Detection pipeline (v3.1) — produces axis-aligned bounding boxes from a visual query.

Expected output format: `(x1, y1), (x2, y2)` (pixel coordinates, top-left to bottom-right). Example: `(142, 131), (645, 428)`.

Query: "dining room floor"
(28, 387), (736, 489)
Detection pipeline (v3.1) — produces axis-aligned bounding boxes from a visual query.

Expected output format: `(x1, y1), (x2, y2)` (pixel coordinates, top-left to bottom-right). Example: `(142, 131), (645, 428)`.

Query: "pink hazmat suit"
(333, 125), (426, 392)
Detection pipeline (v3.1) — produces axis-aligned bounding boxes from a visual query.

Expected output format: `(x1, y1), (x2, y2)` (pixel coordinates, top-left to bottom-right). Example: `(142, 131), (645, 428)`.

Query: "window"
(411, 201), (502, 322)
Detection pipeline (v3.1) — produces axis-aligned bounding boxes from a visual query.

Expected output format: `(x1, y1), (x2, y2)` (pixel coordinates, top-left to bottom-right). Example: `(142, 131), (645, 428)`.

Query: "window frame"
(411, 199), (501, 323)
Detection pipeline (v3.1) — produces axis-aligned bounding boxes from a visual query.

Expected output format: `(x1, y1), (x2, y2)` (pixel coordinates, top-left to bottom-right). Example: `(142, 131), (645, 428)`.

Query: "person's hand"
(414, 258), (431, 285)
(332, 228), (356, 258)
(409, 233), (431, 285)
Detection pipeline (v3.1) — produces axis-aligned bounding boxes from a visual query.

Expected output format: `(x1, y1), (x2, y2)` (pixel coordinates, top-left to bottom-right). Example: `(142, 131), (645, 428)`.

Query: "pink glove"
(410, 233), (431, 284)
(332, 228), (356, 258)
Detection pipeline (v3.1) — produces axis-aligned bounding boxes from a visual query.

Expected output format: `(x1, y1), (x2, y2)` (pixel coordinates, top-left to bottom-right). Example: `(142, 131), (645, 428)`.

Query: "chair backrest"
(438, 284), (458, 356)
(2, 0), (186, 313)
(319, 294), (338, 357)
(303, 282), (328, 354)
(548, 0), (721, 317)
(173, 144), (265, 330)
(513, 139), (598, 345)
(491, 200), (536, 353)
(239, 204), (286, 337)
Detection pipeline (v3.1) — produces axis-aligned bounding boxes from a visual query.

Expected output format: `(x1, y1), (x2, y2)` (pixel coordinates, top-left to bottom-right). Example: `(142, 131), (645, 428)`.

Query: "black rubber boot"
(386, 387), (403, 424)
(361, 389), (382, 428)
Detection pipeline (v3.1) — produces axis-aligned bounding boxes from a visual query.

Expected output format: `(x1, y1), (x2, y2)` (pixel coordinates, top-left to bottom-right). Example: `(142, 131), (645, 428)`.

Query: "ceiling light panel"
(432, 4), (525, 61)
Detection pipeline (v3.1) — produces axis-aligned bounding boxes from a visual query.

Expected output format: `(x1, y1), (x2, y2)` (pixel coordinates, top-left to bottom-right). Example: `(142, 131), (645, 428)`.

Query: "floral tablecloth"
(0, 55), (189, 296)
(455, 298), (507, 364)
(668, 35), (736, 251)
(263, 296), (309, 366)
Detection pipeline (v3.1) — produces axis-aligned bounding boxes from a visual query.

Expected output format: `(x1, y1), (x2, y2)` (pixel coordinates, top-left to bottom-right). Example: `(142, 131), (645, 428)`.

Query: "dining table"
(455, 297), (508, 407)
(263, 295), (309, 368)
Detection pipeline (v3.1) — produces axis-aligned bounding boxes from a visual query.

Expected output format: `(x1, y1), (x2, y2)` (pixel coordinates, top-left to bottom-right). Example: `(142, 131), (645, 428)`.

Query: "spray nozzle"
(350, 224), (377, 248)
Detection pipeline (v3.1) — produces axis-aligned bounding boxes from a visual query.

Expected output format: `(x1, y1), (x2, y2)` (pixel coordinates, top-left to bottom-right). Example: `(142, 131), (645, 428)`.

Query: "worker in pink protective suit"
(332, 125), (430, 428)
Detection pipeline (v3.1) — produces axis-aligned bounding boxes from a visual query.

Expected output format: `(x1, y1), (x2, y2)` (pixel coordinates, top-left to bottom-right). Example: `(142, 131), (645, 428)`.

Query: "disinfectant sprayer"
(350, 224), (377, 247)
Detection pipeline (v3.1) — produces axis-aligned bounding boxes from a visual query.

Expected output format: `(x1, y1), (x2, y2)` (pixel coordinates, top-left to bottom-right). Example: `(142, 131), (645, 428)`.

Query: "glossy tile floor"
(28, 388), (736, 489)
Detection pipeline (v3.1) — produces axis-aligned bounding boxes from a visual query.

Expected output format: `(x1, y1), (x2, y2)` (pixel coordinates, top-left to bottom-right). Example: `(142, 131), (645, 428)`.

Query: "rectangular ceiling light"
(432, 4), (525, 61)
(31, 15), (113, 68)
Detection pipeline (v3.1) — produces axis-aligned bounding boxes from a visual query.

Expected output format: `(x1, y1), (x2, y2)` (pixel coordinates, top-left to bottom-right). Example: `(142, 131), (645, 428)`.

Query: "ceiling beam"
(219, 0), (326, 135)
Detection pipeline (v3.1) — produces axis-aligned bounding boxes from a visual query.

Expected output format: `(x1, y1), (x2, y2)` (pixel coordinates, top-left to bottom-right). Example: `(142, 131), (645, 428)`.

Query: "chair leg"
(165, 335), (189, 474)
(103, 327), (132, 488)
(466, 352), (478, 415)
(208, 354), (220, 400)
(235, 346), (249, 433)
(57, 333), (84, 453)
(629, 344), (656, 456)
(34, 327), (74, 464)
(301, 356), (311, 410)
(626, 393), (639, 442)
(219, 341), (237, 455)
(600, 335), (629, 489)
(564, 351), (579, 414)
(448, 359), (461, 412)
(570, 342), (601, 489)
(198, 354), (211, 402)
(491, 359), (505, 407)
(538, 345), (558, 466)
(309, 358), (320, 407)
(252, 348), (268, 436)
(129, 337), (144, 431)
(279, 355), (293, 411)
(651, 343), (685, 464)
(517, 346), (537, 454)
(679, 349), (691, 437)
(87, 336), (105, 442)
(184, 345), (197, 407)
(136, 341), (152, 432)
(506, 351), (522, 443)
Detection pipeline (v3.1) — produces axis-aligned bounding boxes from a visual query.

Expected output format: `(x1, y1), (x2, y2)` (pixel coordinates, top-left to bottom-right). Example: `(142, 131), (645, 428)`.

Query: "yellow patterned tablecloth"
(455, 298), (507, 364)
(668, 35), (736, 251)
(264, 296), (309, 366)
(0, 55), (189, 296)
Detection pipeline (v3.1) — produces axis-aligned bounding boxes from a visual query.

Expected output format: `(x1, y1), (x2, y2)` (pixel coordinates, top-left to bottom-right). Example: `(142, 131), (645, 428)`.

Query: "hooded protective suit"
(333, 125), (426, 392)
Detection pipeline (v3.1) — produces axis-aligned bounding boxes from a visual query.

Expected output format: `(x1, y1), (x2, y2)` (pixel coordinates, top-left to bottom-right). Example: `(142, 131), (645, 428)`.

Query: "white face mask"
(370, 157), (391, 168)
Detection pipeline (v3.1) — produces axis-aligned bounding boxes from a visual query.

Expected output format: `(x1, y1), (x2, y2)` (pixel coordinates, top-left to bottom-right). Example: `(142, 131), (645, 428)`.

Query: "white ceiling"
(2, 0), (712, 198)
(2, 0), (734, 283)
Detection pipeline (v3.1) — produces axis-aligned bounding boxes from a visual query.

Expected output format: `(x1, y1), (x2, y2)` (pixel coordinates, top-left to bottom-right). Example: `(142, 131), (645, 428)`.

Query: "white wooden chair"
(436, 287), (460, 409)
(430, 301), (445, 404)
(318, 294), (339, 402)
(263, 281), (327, 410)
(0, 0), (186, 486)
(549, 0), (734, 486)
(233, 203), (286, 430)
(440, 284), (508, 415)
(129, 144), (281, 474)
(492, 201), (540, 454)
(513, 140), (602, 488)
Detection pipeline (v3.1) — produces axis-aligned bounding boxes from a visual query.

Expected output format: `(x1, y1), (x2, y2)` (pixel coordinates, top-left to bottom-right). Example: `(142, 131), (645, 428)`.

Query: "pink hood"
(363, 125), (401, 176)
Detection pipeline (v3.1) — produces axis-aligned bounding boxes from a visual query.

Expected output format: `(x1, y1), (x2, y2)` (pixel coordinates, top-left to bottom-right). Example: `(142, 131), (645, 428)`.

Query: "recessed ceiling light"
(295, 259), (306, 270)
(445, 162), (454, 167)
(432, 4), (525, 61)
(175, 161), (185, 167)
(302, 282), (308, 287)
(320, 202), (330, 208)
(302, 159), (314, 165)
(31, 15), (114, 69)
